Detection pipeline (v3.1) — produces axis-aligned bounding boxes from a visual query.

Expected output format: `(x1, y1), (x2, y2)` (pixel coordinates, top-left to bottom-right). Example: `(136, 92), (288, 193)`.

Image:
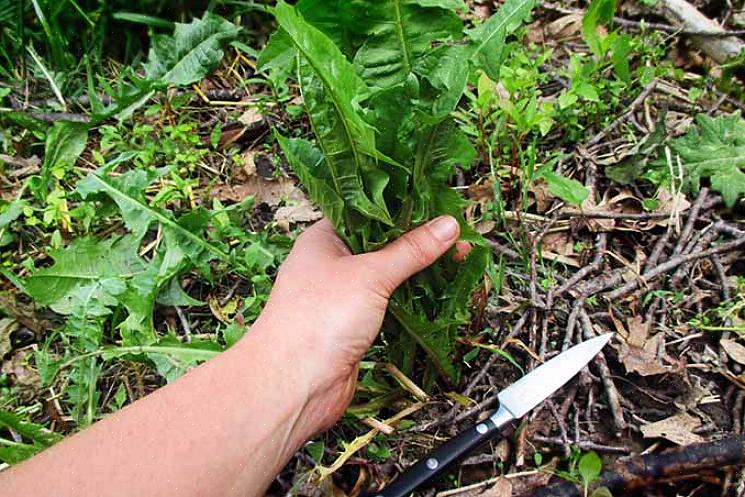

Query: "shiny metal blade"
(492, 334), (612, 421)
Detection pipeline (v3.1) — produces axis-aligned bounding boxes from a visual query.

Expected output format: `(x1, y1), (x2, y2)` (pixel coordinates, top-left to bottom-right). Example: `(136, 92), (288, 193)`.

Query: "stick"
(672, 188), (708, 257)
(607, 236), (745, 300)
(527, 436), (745, 497)
(587, 81), (657, 146)
(580, 310), (626, 432)
(530, 435), (631, 454)
(658, 0), (745, 63)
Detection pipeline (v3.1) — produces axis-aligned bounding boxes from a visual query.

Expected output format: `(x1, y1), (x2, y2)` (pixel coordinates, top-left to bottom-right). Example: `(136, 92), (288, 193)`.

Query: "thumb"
(362, 215), (460, 296)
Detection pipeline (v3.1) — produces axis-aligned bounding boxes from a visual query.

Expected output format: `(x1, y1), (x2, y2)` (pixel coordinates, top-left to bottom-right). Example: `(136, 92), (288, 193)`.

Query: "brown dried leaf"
(475, 219), (496, 234)
(238, 107), (263, 126)
(618, 317), (669, 376)
(547, 13), (583, 38)
(467, 180), (495, 207)
(531, 179), (553, 212)
(641, 413), (704, 445)
(212, 175), (302, 206)
(275, 199), (323, 231)
(481, 477), (512, 497)
(721, 339), (745, 365)
(0, 318), (17, 358)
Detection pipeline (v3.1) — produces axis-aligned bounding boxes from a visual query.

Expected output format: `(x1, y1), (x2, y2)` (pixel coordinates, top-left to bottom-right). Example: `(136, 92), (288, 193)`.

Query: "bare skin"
(1, 215), (463, 497)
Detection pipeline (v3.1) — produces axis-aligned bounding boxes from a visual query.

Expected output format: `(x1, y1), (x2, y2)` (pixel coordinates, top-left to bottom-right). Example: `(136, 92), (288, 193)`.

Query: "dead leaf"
(0, 154), (41, 178)
(0, 318), (17, 357)
(618, 317), (670, 376)
(641, 413), (704, 445)
(241, 150), (257, 177)
(531, 179), (553, 212)
(475, 219), (495, 234)
(468, 180), (495, 207)
(274, 199), (322, 231)
(547, 13), (583, 38)
(525, 21), (545, 45)
(721, 339), (745, 365)
(653, 188), (691, 229)
(212, 175), (302, 206)
(238, 107), (263, 127)
(481, 477), (512, 497)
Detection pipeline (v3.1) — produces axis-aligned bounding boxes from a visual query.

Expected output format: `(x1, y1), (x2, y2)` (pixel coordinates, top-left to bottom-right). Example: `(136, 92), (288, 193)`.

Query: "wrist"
(229, 322), (319, 445)
(232, 319), (353, 442)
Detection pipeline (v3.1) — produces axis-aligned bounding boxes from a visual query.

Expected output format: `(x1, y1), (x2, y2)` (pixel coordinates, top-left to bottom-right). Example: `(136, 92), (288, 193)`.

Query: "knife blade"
(371, 333), (613, 497)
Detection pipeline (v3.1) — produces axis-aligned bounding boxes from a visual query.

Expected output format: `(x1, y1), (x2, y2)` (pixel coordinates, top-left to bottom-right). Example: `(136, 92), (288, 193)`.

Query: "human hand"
(239, 216), (464, 441)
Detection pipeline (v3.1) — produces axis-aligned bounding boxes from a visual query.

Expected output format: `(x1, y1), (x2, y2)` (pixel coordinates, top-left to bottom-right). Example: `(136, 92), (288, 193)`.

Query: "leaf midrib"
(392, 0), (412, 75)
(470, 0), (532, 58)
(283, 14), (366, 177)
(89, 175), (234, 264)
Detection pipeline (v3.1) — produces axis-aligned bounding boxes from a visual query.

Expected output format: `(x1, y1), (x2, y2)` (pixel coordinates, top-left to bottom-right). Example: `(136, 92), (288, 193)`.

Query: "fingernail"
(428, 216), (459, 242)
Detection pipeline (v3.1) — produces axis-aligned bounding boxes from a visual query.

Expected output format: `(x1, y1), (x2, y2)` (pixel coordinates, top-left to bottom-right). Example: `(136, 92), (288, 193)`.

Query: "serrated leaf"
(650, 112), (745, 206)
(77, 167), (230, 262)
(466, 0), (537, 80)
(41, 121), (89, 185)
(0, 410), (61, 447)
(101, 339), (222, 383)
(710, 167), (745, 207)
(276, 134), (346, 232)
(267, 1), (493, 384)
(353, 0), (463, 89)
(276, 2), (393, 230)
(143, 12), (240, 86)
(25, 236), (145, 316)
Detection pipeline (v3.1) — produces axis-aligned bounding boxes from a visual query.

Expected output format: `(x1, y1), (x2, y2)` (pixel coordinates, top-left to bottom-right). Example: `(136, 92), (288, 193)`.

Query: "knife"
(371, 333), (613, 497)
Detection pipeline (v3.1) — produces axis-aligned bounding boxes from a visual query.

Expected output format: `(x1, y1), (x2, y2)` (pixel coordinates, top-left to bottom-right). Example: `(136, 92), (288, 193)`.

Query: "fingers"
(453, 240), (472, 263)
(292, 218), (351, 259)
(362, 216), (460, 295)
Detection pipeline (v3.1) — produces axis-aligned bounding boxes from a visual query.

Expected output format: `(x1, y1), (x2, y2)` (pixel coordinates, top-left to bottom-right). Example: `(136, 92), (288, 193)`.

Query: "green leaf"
(611, 34), (632, 83)
(276, 2), (393, 228)
(575, 82), (599, 102)
(99, 339), (223, 383)
(77, 167), (231, 262)
(143, 12), (241, 86)
(276, 134), (346, 232)
(590, 487), (613, 497)
(0, 410), (61, 464)
(41, 121), (89, 184)
(417, 44), (471, 118)
(538, 169), (589, 206)
(649, 112), (745, 206)
(578, 451), (603, 485)
(710, 168), (745, 207)
(0, 410), (61, 447)
(582, 0), (617, 57)
(466, 0), (537, 80)
(607, 114), (667, 185)
(25, 236), (146, 317)
(305, 440), (325, 462)
(0, 199), (25, 229)
(266, 1), (492, 384)
(353, 0), (463, 89)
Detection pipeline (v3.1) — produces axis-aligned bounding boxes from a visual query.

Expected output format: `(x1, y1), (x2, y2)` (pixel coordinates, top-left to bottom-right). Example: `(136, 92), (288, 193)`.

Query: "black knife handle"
(372, 418), (501, 497)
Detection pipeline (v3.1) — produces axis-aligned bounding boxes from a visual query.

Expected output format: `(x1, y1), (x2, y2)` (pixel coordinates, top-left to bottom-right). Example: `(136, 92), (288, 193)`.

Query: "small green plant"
(0, 410), (62, 464)
(556, 449), (609, 497)
(259, 0), (537, 385)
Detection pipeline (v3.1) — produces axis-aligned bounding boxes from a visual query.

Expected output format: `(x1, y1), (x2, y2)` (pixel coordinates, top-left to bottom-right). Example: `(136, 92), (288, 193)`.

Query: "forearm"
(1, 325), (315, 497)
